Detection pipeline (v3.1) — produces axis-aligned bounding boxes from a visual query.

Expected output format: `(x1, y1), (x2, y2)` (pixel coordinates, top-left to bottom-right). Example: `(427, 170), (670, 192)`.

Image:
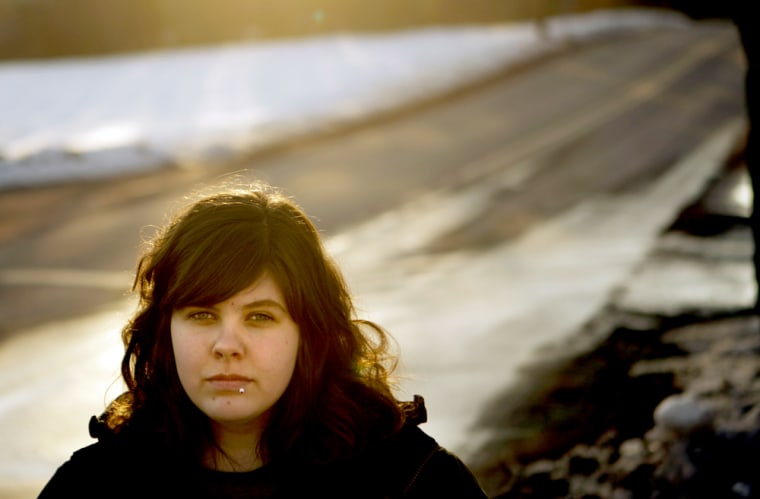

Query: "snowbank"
(0, 9), (688, 190)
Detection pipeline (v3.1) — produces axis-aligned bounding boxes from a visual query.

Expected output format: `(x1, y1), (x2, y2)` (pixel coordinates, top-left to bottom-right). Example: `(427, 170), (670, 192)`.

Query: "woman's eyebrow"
(242, 299), (287, 312)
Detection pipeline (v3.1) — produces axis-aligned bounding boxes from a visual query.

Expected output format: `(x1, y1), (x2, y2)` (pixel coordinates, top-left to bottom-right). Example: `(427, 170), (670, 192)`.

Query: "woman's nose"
(212, 320), (245, 359)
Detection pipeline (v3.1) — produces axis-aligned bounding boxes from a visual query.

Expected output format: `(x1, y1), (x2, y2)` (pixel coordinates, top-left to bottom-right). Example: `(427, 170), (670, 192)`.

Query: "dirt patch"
(471, 310), (760, 498)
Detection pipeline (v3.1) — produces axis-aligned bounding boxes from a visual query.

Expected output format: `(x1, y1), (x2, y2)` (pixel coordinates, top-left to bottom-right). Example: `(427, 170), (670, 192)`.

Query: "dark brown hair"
(106, 182), (403, 464)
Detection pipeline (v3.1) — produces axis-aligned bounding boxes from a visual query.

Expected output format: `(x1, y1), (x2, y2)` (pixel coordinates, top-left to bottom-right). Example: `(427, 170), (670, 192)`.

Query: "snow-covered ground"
(0, 8), (687, 190)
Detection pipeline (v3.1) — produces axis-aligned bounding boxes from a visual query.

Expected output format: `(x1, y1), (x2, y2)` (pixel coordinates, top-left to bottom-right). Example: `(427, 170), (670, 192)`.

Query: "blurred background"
(0, 1), (750, 498)
(0, 0), (725, 61)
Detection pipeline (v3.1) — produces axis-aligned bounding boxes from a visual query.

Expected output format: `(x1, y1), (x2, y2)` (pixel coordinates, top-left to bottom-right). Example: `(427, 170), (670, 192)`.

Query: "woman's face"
(170, 272), (300, 432)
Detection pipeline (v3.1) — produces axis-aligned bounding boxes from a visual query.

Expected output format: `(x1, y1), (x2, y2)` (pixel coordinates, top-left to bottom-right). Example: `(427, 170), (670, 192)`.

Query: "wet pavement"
(470, 136), (758, 497)
(615, 145), (754, 316)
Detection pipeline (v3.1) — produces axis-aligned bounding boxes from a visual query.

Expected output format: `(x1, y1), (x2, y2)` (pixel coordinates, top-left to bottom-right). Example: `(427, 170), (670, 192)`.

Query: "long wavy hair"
(105, 182), (403, 465)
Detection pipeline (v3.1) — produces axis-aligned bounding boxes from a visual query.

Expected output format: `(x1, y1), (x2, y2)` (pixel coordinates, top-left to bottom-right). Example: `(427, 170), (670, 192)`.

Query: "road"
(0, 20), (746, 497)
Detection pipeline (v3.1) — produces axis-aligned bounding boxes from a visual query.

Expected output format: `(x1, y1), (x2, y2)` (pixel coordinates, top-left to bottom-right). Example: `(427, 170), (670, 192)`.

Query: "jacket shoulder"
(404, 443), (488, 498)
(38, 416), (165, 499)
(367, 396), (487, 498)
(37, 441), (120, 498)
(384, 425), (487, 498)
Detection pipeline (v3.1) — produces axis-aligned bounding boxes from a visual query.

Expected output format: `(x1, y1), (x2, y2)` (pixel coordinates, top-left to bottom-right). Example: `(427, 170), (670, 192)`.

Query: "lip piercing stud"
(239, 388), (245, 394)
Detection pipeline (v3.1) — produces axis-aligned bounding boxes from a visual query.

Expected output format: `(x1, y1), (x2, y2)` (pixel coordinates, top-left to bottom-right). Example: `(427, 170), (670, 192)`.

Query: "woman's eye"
(248, 312), (274, 322)
(189, 311), (214, 321)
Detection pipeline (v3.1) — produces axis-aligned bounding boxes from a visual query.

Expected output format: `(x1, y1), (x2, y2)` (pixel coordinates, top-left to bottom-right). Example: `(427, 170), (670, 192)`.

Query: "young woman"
(38, 182), (487, 498)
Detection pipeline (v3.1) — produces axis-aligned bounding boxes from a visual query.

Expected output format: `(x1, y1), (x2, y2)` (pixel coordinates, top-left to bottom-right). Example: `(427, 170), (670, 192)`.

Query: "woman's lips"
(206, 374), (252, 391)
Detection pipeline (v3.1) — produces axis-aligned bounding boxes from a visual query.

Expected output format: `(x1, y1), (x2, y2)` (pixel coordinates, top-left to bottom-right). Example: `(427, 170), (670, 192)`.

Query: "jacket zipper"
(400, 446), (441, 497)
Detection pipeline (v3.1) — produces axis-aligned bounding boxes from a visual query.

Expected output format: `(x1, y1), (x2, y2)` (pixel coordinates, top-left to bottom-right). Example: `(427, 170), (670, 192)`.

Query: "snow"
(0, 8), (687, 190)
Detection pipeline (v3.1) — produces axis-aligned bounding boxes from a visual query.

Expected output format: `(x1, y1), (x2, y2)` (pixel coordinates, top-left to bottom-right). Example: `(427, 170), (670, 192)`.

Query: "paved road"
(0, 20), (746, 497)
(0, 22), (743, 333)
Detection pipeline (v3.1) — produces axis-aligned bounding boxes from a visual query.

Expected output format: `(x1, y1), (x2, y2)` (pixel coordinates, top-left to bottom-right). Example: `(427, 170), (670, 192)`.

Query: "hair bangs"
(167, 222), (270, 309)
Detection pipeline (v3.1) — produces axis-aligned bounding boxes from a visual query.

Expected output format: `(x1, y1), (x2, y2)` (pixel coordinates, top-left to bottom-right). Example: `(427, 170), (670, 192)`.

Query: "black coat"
(38, 403), (487, 499)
